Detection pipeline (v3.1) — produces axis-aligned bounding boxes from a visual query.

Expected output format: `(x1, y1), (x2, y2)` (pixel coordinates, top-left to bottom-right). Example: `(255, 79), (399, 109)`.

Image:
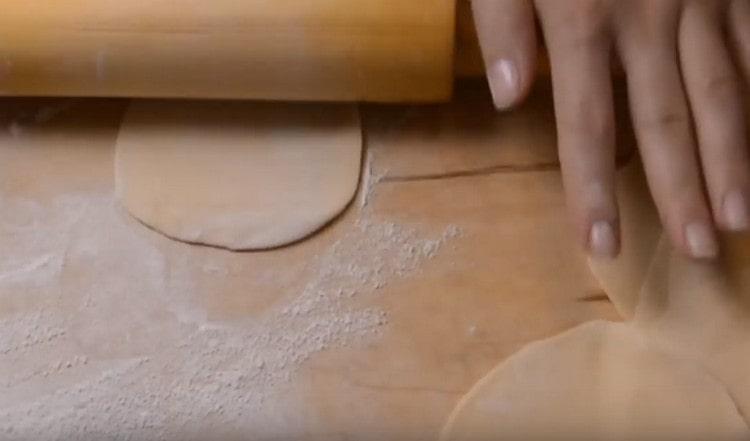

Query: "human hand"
(473, 0), (750, 260)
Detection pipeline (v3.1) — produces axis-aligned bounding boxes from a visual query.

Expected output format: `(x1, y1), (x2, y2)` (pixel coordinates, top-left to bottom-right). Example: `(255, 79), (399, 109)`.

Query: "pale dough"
(442, 160), (750, 440)
(115, 100), (362, 250)
(441, 321), (748, 441)
(595, 163), (750, 418)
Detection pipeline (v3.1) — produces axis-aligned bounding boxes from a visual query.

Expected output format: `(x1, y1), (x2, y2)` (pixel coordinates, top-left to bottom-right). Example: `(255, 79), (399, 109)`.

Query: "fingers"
(472, 0), (537, 109)
(680, 2), (750, 232)
(617, 9), (719, 259)
(535, 3), (619, 258)
(728, 0), (750, 82)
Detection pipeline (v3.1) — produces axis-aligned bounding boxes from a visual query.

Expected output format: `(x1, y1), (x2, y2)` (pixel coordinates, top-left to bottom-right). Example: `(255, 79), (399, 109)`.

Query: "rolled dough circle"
(115, 100), (362, 250)
(441, 321), (748, 441)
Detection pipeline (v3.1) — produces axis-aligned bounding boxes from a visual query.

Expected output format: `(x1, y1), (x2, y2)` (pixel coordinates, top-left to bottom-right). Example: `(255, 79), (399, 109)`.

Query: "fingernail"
(685, 221), (719, 259)
(589, 221), (618, 258)
(723, 190), (749, 231)
(487, 59), (519, 109)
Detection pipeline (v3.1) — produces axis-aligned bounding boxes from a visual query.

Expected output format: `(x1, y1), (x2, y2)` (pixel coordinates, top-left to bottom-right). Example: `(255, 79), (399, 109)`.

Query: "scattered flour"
(358, 149), (388, 209)
(0, 188), (461, 439)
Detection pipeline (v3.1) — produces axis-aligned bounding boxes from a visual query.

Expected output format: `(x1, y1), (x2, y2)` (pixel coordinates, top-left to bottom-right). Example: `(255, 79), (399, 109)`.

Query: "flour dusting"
(0, 191), (460, 440)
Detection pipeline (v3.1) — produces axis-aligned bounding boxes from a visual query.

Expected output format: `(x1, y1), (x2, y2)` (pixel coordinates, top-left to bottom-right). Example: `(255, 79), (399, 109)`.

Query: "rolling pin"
(0, 0), (456, 102)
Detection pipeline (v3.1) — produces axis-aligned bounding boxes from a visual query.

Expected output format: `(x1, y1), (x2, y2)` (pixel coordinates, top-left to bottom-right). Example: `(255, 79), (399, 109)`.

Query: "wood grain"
(0, 82), (630, 438)
(0, 0), (455, 101)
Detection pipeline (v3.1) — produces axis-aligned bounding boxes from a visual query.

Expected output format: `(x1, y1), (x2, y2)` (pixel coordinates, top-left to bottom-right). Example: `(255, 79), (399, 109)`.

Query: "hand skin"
(473, 0), (750, 260)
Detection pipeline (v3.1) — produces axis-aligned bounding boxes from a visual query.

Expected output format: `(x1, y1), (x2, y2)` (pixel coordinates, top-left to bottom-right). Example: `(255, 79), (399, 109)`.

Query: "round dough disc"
(441, 321), (748, 441)
(115, 100), (362, 250)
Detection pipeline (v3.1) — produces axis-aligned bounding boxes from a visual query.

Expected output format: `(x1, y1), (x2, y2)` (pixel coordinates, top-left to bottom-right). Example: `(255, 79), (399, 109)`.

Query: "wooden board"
(363, 79), (633, 180)
(0, 82), (624, 439)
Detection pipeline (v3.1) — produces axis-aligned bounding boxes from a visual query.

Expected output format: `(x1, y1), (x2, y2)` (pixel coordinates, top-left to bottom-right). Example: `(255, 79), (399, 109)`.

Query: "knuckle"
(567, 24), (609, 51)
(558, 107), (613, 141)
(548, 0), (611, 49)
(572, 0), (610, 27)
(618, 2), (677, 51)
(636, 109), (691, 133)
(701, 73), (741, 101)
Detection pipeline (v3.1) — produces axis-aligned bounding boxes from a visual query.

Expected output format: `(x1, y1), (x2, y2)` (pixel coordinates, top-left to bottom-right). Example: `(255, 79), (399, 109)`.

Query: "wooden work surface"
(0, 80), (627, 440)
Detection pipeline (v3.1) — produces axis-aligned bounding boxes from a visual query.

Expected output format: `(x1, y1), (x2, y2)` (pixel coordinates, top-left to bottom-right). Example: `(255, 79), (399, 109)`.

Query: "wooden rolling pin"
(0, 0), (456, 102)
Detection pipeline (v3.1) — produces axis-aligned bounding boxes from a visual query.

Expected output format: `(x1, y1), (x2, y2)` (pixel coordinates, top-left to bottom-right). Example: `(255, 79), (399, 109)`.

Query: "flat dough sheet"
(115, 100), (362, 250)
(441, 321), (747, 441)
(442, 161), (750, 440)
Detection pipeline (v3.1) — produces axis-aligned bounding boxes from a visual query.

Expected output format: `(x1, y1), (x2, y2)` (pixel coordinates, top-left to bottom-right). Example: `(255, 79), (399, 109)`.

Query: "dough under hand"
(441, 321), (748, 441)
(115, 100), (362, 250)
(443, 160), (750, 440)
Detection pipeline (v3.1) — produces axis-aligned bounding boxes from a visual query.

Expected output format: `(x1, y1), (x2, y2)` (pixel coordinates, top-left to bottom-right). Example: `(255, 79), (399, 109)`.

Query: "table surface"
(0, 80), (629, 440)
